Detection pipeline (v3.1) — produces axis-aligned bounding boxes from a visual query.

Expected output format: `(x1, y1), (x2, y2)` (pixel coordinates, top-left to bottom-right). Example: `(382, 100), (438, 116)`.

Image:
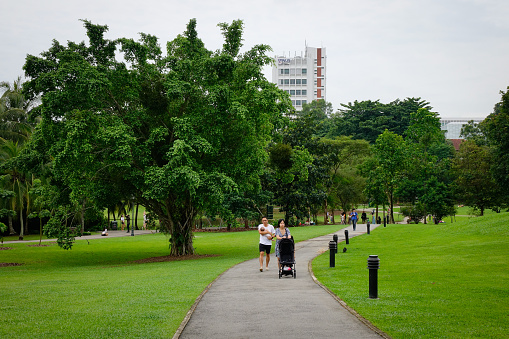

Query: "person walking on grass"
(258, 217), (275, 272)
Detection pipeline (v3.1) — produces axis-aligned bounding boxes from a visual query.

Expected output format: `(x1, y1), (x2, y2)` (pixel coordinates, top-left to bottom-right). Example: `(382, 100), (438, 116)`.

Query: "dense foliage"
(20, 19), (290, 254)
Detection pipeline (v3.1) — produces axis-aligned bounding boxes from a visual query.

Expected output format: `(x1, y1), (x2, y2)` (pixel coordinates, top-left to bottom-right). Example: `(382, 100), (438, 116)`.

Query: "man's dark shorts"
(259, 243), (272, 254)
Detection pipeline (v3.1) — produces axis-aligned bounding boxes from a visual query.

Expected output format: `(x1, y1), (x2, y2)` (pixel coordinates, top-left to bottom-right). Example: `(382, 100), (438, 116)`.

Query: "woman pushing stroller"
(275, 219), (292, 267)
(275, 219), (296, 278)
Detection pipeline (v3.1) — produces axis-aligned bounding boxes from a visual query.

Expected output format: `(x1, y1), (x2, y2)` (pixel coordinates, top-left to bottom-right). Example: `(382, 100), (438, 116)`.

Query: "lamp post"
(367, 255), (380, 299)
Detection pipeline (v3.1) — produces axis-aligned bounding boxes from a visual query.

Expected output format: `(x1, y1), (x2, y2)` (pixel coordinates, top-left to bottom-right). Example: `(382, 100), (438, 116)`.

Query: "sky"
(2, 0), (508, 119)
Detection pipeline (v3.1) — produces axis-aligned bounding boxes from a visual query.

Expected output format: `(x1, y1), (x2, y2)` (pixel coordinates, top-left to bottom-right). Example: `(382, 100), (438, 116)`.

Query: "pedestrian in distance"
(350, 209), (358, 231)
(120, 214), (125, 231)
(361, 211), (367, 223)
(258, 216), (275, 272)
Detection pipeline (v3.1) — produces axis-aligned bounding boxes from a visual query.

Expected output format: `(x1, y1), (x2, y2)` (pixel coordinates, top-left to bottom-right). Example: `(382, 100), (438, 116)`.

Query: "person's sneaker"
(265, 267), (269, 271)
(259, 268), (263, 272)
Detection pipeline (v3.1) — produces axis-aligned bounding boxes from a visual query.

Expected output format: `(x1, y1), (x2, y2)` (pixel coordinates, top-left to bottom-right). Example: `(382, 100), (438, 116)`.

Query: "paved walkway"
(177, 223), (389, 339)
(2, 229), (155, 244)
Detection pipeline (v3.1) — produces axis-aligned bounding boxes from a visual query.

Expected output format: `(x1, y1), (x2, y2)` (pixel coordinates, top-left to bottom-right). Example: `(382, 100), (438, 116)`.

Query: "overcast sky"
(2, 0), (508, 119)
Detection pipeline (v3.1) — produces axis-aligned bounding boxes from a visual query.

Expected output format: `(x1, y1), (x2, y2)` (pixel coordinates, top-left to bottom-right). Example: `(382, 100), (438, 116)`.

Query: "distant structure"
(272, 46), (326, 111)
(440, 119), (483, 139)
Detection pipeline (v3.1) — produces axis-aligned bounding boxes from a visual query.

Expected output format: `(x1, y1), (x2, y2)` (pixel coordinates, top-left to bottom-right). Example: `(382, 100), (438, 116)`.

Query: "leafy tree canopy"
(330, 97), (431, 143)
(21, 19), (291, 254)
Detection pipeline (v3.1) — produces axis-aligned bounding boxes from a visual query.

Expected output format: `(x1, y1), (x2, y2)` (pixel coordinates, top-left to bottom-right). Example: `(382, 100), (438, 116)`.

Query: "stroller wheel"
(293, 270), (296, 278)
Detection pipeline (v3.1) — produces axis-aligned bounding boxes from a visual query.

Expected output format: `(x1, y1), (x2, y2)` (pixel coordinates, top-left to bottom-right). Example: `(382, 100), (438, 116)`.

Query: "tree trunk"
(18, 209), (24, 240)
(165, 217), (195, 256)
(244, 219), (249, 229)
(39, 216), (43, 245)
(135, 204), (139, 230)
(24, 211), (29, 235)
(81, 201), (85, 234)
(155, 199), (196, 256)
(8, 215), (15, 235)
(324, 200), (328, 225)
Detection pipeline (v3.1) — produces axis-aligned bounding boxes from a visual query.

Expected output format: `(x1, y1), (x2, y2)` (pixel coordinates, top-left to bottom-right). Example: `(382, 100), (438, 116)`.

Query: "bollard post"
(367, 220), (370, 234)
(367, 255), (380, 299)
(329, 241), (337, 267)
(344, 229), (349, 245)
(383, 216), (386, 227)
(332, 234), (338, 254)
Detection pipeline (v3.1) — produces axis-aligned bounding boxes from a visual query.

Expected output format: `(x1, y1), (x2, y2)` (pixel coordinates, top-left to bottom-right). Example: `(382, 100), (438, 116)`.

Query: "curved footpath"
(177, 223), (389, 339)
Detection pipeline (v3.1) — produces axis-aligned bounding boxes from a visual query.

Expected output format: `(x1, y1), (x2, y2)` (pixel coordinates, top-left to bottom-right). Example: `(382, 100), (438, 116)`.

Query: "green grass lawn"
(312, 212), (509, 338)
(0, 224), (342, 338)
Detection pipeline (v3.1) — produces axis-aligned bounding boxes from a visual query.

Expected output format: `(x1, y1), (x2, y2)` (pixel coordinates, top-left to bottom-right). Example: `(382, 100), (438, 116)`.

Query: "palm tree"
(0, 139), (32, 239)
(0, 77), (38, 144)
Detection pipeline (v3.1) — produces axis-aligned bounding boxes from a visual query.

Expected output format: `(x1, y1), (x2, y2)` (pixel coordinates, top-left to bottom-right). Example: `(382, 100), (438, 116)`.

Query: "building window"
(292, 100), (295, 105)
(290, 68), (295, 75)
(290, 90), (295, 95)
(302, 90), (307, 95)
(302, 68), (307, 74)
(296, 100), (301, 105)
(280, 69), (284, 75)
(280, 79), (283, 85)
(296, 79), (301, 85)
(290, 79), (295, 85)
(296, 90), (301, 95)
(302, 100), (307, 105)
(296, 68), (302, 75)
(302, 79), (307, 85)
(284, 69), (290, 74)
(284, 79), (289, 85)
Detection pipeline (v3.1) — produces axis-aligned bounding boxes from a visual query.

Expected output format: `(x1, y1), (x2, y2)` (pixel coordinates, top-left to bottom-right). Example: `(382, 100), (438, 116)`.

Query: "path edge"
(172, 258), (251, 339)
(308, 253), (392, 339)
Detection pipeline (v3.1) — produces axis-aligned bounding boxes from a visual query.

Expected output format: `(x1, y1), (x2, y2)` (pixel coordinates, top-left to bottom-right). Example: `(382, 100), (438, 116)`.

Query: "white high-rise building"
(272, 46), (326, 111)
(440, 119), (483, 139)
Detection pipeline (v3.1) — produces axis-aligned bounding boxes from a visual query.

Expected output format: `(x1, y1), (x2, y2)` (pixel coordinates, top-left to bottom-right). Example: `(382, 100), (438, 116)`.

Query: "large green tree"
(483, 87), (509, 197)
(370, 130), (407, 223)
(400, 108), (455, 222)
(22, 19), (290, 254)
(317, 136), (371, 219)
(452, 140), (501, 215)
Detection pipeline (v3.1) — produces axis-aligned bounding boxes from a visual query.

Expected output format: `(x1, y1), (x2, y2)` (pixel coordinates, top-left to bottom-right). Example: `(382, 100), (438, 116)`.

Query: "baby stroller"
(278, 238), (296, 279)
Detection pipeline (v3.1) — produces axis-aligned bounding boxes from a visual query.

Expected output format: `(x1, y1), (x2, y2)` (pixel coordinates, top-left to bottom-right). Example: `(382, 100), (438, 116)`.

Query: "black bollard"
(367, 255), (380, 299)
(383, 216), (386, 227)
(344, 229), (349, 245)
(367, 221), (370, 234)
(329, 241), (337, 267)
(332, 234), (338, 254)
